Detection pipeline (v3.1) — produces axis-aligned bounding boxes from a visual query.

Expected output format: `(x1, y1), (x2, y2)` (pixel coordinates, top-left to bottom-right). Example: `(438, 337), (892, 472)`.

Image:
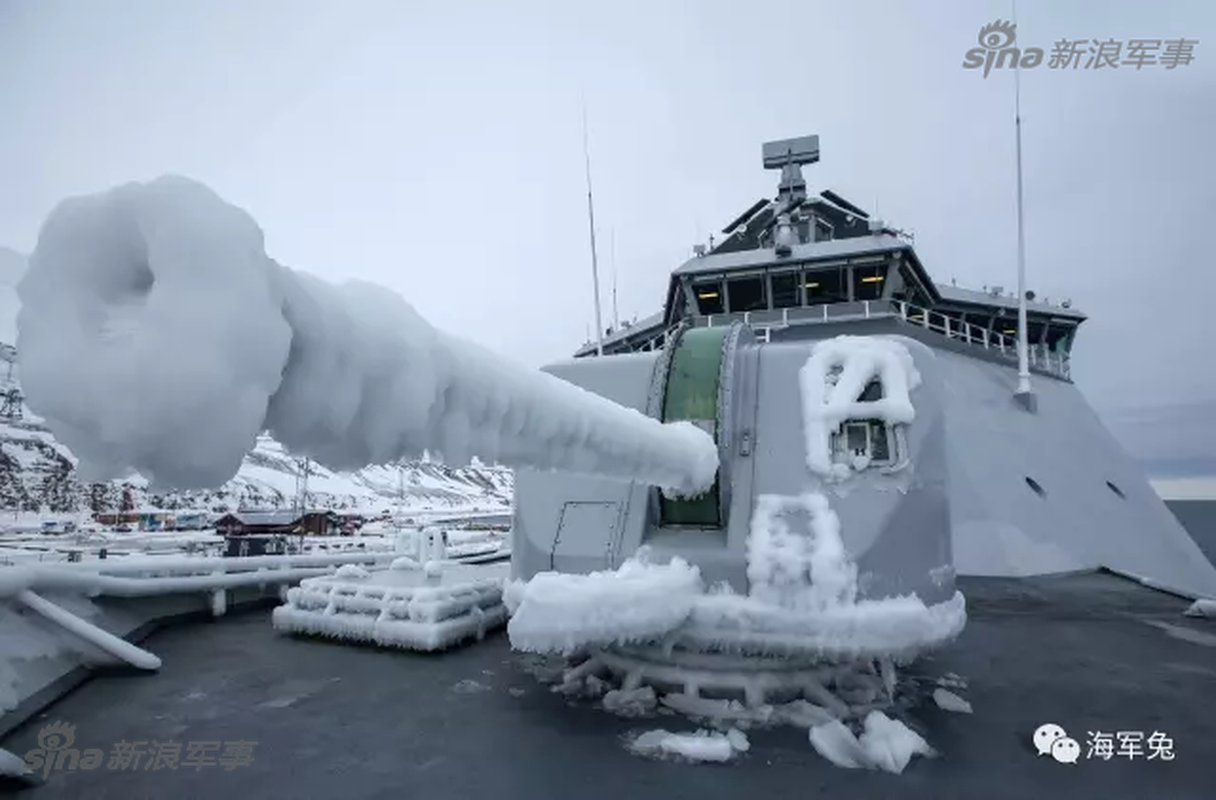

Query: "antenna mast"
(610, 229), (620, 330)
(582, 99), (605, 357)
(1012, 0), (1033, 404)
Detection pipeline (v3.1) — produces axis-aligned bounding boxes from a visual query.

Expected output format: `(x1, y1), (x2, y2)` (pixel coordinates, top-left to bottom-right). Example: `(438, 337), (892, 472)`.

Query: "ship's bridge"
(575, 135), (1086, 381)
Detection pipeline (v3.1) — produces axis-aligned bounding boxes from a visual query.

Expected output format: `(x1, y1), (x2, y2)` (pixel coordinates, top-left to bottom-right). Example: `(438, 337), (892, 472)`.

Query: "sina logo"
(22, 721), (106, 779)
(963, 20), (1044, 77)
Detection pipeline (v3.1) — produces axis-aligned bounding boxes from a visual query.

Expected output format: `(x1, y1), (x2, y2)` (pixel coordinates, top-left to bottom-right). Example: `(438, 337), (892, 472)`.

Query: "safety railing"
(893, 300), (1071, 380)
(0, 548), (464, 671)
(686, 299), (1072, 380)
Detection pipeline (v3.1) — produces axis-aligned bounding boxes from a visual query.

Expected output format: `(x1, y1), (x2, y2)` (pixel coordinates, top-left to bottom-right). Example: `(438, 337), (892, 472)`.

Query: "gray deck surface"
(3, 572), (1215, 800)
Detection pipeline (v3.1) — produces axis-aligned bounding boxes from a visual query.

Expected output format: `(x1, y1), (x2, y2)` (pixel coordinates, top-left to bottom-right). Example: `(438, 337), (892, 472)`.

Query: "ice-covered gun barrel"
(14, 176), (718, 494)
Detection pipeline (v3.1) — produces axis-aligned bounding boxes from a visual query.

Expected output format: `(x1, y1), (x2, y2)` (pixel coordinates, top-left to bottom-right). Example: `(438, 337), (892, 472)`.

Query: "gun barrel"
(15, 176), (718, 495)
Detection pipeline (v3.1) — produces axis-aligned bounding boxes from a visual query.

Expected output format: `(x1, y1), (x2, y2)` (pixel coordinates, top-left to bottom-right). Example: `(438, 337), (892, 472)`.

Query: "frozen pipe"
(16, 176), (719, 498)
(37, 550), (401, 576)
(27, 566), (339, 597)
(14, 589), (161, 670)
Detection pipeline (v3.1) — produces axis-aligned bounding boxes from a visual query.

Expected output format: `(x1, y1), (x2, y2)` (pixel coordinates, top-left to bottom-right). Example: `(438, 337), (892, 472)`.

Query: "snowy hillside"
(0, 250), (513, 514)
(0, 412), (514, 516)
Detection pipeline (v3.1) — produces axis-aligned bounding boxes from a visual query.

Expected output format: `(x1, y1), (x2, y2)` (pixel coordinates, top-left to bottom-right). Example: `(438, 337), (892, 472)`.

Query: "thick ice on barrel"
(16, 176), (719, 494)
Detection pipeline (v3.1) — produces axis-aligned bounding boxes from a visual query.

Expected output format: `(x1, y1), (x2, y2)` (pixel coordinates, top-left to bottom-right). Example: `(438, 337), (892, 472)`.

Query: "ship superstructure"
(575, 135), (1082, 386)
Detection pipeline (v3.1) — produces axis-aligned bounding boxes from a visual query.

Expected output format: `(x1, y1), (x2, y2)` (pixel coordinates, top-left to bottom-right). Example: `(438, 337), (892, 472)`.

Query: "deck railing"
(689, 299), (1072, 380)
(891, 300), (1071, 380)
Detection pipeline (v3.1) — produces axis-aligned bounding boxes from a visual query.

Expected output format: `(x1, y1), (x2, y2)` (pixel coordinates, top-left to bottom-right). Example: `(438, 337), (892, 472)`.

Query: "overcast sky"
(1, 0), (1213, 473)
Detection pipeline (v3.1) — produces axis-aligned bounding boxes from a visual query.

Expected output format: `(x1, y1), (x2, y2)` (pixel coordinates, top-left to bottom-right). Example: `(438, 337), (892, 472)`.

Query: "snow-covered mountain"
(0, 399), (514, 516)
(0, 249), (513, 515)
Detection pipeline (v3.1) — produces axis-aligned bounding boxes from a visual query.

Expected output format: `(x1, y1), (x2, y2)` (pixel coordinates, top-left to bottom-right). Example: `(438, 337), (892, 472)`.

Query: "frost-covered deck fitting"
(273, 561), (509, 652)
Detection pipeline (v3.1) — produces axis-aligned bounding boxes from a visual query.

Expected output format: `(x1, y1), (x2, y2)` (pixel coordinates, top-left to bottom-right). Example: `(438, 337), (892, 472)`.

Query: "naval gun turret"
(15, 168), (968, 710)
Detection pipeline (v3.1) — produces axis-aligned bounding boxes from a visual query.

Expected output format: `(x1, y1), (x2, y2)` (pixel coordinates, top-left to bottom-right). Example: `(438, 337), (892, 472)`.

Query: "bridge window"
(693, 281), (724, 314)
(803, 267), (846, 305)
(814, 218), (834, 242)
(771, 272), (800, 308)
(853, 264), (887, 301)
(727, 275), (767, 312)
(1047, 326), (1073, 352)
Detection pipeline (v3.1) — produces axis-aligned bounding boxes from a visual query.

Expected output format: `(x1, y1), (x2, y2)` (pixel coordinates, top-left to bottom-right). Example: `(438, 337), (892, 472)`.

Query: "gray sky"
(1, 0), (1214, 470)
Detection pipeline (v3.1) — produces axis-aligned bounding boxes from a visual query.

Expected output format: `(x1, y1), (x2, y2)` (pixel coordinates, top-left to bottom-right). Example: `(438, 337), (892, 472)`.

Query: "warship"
(1, 136), (1214, 798)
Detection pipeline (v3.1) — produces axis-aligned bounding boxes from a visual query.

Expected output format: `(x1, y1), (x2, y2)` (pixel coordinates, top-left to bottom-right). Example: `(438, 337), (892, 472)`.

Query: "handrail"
(893, 300), (1071, 380)
(15, 589), (162, 670)
(674, 300), (1071, 381)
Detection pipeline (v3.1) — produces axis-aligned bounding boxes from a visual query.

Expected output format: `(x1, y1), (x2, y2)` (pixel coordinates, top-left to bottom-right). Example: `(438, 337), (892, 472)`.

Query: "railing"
(687, 299), (1072, 381)
(892, 300), (1071, 380)
(0, 544), (497, 672)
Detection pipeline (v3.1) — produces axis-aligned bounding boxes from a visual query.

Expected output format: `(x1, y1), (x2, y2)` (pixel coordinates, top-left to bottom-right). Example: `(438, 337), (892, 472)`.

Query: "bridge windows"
(852, 263), (888, 301)
(771, 272), (800, 308)
(804, 266), (846, 305)
(1046, 326), (1075, 353)
(693, 281), (725, 314)
(727, 275), (767, 312)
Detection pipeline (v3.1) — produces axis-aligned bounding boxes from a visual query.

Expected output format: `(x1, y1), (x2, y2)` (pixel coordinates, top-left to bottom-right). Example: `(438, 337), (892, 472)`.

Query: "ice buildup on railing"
(15, 176), (719, 494)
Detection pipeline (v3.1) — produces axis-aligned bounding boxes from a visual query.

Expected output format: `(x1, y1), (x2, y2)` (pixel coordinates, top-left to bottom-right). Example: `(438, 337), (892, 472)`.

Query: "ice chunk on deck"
(272, 562), (509, 652)
(626, 728), (749, 763)
(507, 556), (703, 655)
(932, 687), (973, 713)
(809, 712), (935, 773)
(17, 176), (718, 497)
(1184, 599), (1216, 618)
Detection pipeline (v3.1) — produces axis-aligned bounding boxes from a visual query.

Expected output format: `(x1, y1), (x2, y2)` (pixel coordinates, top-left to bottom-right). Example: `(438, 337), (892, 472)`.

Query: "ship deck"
(3, 571), (1215, 799)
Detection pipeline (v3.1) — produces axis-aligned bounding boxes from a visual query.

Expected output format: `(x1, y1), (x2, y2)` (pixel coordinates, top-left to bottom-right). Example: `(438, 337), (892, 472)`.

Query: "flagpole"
(1013, 0), (1032, 400)
(582, 98), (605, 357)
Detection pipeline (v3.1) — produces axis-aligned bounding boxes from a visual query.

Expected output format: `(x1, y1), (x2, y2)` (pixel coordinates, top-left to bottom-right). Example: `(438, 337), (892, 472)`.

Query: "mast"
(582, 100), (605, 357)
(610, 229), (620, 330)
(1013, 0), (1033, 401)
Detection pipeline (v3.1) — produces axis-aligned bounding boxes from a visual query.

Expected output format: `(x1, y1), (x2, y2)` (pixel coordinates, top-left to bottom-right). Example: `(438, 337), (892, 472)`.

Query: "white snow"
(809, 712), (935, 773)
(683, 590), (966, 660)
(0, 565), (33, 598)
(0, 747), (31, 778)
(390, 556), (419, 571)
(272, 562), (509, 651)
(507, 556), (703, 654)
(504, 495), (966, 661)
(333, 564), (370, 579)
(932, 687), (973, 713)
(16, 176), (717, 496)
(799, 335), (920, 478)
(1184, 598), (1216, 618)
(603, 686), (658, 716)
(746, 493), (857, 612)
(627, 728), (749, 763)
